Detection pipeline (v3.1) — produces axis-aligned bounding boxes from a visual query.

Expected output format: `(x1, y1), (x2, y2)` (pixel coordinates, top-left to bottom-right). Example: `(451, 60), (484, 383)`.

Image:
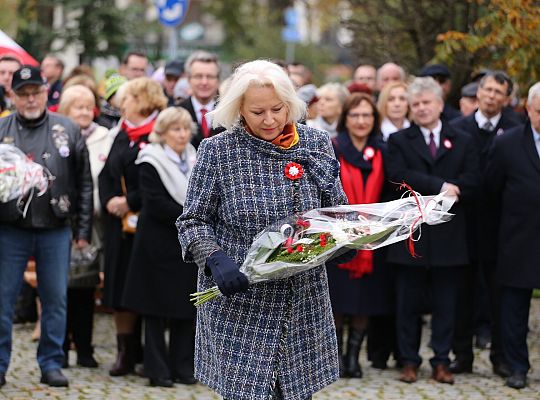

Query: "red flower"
(320, 233), (327, 247)
(296, 245), (304, 252)
(284, 162), (304, 180)
(363, 146), (375, 161)
(297, 219), (310, 228)
(287, 247), (294, 254)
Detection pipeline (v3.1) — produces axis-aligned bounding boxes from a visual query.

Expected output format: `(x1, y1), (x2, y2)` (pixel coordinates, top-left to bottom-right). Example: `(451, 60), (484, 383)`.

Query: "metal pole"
(286, 42), (295, 63)
(169, 27), (178, 59)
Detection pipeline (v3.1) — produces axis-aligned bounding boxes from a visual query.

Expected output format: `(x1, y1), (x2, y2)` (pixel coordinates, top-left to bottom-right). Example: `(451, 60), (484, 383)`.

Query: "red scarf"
(121, 118), (156, 142)
(338, 149), (384, 278)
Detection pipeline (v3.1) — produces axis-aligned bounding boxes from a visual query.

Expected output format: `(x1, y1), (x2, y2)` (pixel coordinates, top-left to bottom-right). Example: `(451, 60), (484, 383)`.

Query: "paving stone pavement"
(1, 301), (539, 399)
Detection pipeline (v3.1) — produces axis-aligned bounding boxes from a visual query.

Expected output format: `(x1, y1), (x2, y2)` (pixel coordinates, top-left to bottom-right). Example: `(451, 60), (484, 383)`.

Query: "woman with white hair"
(177, 59), (353, 400)
(306, 82), (349, 138)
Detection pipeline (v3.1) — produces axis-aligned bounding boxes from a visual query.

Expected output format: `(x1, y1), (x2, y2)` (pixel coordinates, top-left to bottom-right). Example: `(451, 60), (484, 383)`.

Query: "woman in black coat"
(122, 107), (198, 387)
(326, 93), (392, 378)
(98, 77), (167, 376)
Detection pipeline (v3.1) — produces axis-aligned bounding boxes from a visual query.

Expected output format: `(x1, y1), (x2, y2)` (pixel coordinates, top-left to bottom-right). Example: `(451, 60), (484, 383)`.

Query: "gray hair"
(407, 77), (443, 102)
(210, 60), (306, 130)
(527, 82), (540, 105)
(149, 107), (196, 143)
(184, 50), (220, 76)
(316, 83), (349, 106)
(479, 70), (513, 96)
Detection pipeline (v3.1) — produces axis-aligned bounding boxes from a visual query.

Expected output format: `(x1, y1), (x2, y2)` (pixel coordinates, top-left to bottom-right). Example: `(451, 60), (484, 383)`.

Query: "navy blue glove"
(206, 250), (249, 297)
(328, 248), (357, 265)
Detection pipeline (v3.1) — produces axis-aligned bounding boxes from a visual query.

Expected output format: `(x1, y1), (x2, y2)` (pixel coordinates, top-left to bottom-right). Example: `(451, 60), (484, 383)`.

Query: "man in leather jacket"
(0, 66), (92, 388)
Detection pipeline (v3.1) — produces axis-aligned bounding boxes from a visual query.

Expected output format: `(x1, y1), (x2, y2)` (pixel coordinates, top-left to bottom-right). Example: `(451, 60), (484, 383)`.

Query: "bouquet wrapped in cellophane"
(0, 144), (51, 216)
(191, 190), (455, 306)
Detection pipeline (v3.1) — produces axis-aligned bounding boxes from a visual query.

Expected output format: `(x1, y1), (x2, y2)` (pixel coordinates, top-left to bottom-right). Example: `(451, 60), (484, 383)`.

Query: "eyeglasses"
(190, 74), (218, 81)
(347, 112), (374, 120)
(15, 89), (45, 98)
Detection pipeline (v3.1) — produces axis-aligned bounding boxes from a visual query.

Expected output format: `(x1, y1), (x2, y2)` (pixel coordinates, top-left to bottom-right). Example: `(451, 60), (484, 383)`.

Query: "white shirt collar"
(475, 110), (501, 130)
(419, 120), (442, 146)
(191, 97), (216, 125)
(381, 118), (410, 141)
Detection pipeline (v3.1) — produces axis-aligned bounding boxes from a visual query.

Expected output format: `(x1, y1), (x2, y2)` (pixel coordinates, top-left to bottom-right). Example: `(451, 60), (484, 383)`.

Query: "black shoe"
(0, 372), (6, 387)
(62, 355), (69, 369)
(371, 359), (388, 370)
(77, 354), (98, 368)
(173, 375), (197, 385)
(149, 377), (174, 387)
(40, 369), (69, 387)
(506, 373), (527, 389)
(493, 362), (511, 378)
(475, 335), (491, 350)
(449, 359), (473, 374)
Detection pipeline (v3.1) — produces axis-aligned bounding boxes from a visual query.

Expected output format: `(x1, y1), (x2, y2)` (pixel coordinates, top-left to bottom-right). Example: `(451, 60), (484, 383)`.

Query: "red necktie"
(429, 132), (437, 158)
(200, 108), (209, 138)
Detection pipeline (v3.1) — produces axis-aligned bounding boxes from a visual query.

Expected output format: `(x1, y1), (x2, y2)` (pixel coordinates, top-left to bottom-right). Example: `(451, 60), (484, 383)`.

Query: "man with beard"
(0, 66), (92, 388)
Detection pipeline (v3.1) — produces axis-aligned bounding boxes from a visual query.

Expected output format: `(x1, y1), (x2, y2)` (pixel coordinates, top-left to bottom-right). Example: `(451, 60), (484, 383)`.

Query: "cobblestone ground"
(1, 301), (539, 399)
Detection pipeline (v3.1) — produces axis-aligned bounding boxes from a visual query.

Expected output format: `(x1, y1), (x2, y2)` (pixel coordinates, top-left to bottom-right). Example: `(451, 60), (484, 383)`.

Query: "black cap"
(470, 68), (492, 82)
(419, 64), (451, 78)
(11, 66), (47, 92)
(164, 60), (184, 77)
(461, 82), (478, 98)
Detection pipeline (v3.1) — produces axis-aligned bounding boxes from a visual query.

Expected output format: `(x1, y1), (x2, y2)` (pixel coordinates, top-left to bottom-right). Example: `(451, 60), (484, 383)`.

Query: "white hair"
(527, 82), (540, 105)
(210, 60), (306, 130)
(316, 83), (349, 105)
(407, 77), (443, 102)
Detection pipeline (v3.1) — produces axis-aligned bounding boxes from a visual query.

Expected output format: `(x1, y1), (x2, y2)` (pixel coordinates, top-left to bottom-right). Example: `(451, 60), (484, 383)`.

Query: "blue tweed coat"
(177, 123), (347, 400)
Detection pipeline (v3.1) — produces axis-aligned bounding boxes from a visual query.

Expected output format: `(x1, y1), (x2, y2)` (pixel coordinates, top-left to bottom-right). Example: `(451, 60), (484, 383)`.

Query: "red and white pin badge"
(443, 139), (452, 149)
(363, 146), (375, 161)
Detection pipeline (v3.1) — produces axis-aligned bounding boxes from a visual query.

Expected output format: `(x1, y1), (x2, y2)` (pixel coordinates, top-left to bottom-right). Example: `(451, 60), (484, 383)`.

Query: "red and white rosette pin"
(443, 139), (452, 149)
(284, 162), (304, 180)
(363, 146), (375, 161)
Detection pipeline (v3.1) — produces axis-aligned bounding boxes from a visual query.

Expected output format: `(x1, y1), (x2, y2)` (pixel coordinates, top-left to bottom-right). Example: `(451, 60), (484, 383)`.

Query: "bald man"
(377, 63), (406, 91)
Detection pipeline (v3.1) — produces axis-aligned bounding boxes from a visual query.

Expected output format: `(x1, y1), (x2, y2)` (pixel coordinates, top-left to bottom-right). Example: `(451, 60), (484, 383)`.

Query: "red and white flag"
(0, 29), (39, 66)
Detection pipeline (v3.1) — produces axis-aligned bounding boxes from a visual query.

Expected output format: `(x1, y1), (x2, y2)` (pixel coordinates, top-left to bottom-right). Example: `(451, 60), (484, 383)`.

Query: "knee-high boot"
(344, 327), (364, 378)
(109, 334), (135, 376)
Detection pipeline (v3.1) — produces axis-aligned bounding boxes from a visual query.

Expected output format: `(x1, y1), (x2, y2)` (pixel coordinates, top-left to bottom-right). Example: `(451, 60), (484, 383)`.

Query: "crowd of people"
(0, 49), (538, 399)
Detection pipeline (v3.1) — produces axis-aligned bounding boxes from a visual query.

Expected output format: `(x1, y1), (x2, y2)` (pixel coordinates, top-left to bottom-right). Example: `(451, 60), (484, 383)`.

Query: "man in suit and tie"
(485, 82), (540, 389)
(179, 51), (224, 149)
(449, 71), (522, 377)
(386, 77), (479, 385)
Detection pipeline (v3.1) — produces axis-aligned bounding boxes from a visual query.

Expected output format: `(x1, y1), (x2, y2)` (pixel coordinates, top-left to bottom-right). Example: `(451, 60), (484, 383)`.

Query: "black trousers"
(144, 316), (195, 380)
(64, 287), (95, 356)
(452, 261), (504, 365)
(367, 315), (400, 366)
(452, 262), (476, 363)
(500, 286), (532, 375)
(394, 265), (462, 368)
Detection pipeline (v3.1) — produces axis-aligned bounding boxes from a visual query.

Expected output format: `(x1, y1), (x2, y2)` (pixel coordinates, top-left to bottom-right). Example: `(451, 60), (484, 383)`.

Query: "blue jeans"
(0, 224), (71, 373)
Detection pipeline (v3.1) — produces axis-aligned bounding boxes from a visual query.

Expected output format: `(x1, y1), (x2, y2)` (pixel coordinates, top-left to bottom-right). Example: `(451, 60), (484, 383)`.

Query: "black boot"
(344, 327), (364, 378)
(109, 334), (135, 376)
(336, 329), (347, 378)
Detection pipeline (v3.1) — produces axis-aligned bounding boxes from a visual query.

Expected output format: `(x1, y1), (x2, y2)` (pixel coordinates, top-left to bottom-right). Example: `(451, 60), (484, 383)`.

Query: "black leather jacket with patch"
(0, 111), (93, 240)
